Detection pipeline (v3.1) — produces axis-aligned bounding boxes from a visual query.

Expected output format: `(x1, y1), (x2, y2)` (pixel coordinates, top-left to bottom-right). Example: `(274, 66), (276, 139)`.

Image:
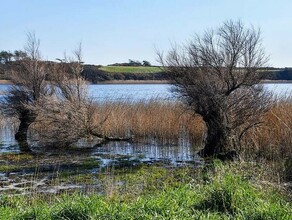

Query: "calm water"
(1, 83), (292, 101)
(92, 140), (200, 167)
(264, 83), (292, 97)
(0, 84), (174, 101)
(89, 84), (174, 101)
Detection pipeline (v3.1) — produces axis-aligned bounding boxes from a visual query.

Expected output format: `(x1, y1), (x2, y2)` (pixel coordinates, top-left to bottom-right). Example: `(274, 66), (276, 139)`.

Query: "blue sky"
(0, 0), (291, 67)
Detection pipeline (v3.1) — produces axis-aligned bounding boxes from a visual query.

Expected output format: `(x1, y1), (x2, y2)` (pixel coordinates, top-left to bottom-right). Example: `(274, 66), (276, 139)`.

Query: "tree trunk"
(199, 111), (230, 157)
(15, 115), (35, 152)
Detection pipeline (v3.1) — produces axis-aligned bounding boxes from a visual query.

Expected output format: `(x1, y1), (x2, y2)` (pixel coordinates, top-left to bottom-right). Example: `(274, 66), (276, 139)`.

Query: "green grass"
(99, 66), (162, 73)
(1, 161), (291, 219)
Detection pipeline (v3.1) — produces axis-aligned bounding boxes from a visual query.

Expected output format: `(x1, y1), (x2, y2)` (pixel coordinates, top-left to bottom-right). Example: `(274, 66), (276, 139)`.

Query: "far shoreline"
(0, 79), (170, 85)
(1, 79), (292, 85)
(91, 80), (170, 84)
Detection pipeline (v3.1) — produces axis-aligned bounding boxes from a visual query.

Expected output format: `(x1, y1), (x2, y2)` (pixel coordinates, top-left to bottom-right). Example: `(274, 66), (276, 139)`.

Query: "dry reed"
(94, 99), (205, 146)
(94, 97), (292, 170)
(242, 96), (292, 159)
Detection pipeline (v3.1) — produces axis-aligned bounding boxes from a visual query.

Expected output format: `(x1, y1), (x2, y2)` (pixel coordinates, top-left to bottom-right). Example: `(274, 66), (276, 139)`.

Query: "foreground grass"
(99, 66), (162, 73)
(1, 161), (291, 219)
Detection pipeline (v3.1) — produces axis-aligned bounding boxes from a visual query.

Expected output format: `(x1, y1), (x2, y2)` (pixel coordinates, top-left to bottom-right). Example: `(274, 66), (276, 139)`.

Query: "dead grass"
(242, 97), (292, 160)
(94, 99), (205, 146)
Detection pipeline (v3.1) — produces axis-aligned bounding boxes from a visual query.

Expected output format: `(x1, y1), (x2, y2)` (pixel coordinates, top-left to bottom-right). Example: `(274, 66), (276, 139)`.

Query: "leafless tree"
(159, 20), (271, 157)
(30, 45), (102, 146)
(1, 37), (130, 151)
(31, 44), (127, 147)
(0, 32), (52, 151)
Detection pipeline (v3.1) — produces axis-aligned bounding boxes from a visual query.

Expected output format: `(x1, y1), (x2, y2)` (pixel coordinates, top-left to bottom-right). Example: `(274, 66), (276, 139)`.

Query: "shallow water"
(0, 137), (202, 195)
(92, 140), (201, 167)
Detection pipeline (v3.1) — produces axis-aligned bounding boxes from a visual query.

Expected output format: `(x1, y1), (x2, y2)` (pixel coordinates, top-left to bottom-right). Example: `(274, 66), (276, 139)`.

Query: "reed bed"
(94, 99), (205, 146)
(251, 97), (292, 159)
(93, 98), (292, 182)
(94, 98), (292, 157)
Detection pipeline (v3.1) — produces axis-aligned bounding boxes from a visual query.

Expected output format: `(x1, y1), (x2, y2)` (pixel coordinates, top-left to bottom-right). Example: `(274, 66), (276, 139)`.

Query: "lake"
(1, 83), (292, 101)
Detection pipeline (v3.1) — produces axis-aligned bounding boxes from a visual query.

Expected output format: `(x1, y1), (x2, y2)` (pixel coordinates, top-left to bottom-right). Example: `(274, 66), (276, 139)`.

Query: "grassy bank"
(99, 66), (162, 73)
(82, 65), (168, 83)
(0, 161), (291, 219)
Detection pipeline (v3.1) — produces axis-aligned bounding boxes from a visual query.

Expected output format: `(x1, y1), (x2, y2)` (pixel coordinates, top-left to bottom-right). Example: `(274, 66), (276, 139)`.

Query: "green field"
(99, 66), (163, 73)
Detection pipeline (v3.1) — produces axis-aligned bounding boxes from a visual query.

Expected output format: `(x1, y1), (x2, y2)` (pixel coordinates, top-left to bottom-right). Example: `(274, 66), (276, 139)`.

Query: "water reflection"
(0, 118), (202, 166)
(92, 140), (202, 167)
(0, 121), (19, 153)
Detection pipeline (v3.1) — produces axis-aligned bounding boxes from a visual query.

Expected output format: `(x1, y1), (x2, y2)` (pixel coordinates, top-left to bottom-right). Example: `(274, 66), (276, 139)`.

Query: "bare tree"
(159, 20), (271, 157)
(1, 38), (130, 151)
(30, 45), (101, 146)
(30, 44), (125, 147)
(1, 32), (51, 151)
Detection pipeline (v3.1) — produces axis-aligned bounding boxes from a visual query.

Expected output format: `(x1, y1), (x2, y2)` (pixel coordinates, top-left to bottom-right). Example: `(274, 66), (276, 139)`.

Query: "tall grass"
(247, 96), (292, 159)
(241, 96), (292, 182)
(94, 99), (205, 146)
(94, 98), (292, 154)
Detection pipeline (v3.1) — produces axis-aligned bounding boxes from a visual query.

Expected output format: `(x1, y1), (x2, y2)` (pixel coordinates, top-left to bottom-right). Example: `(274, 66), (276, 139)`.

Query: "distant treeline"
(108, 59), (152, 67)
(1, 62), (292, 83)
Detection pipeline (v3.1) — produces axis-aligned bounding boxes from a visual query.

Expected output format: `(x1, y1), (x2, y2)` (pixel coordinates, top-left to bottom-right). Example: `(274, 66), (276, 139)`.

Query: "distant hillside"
(99, 66), (162, 73)
(1, 62), (292, 83)
(82, 65), (168, 83)
(82, 66), (292, 83)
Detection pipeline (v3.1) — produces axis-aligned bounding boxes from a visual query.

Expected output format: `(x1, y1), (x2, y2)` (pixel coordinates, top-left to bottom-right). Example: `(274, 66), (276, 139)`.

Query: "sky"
(0, 0), (291, 67)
